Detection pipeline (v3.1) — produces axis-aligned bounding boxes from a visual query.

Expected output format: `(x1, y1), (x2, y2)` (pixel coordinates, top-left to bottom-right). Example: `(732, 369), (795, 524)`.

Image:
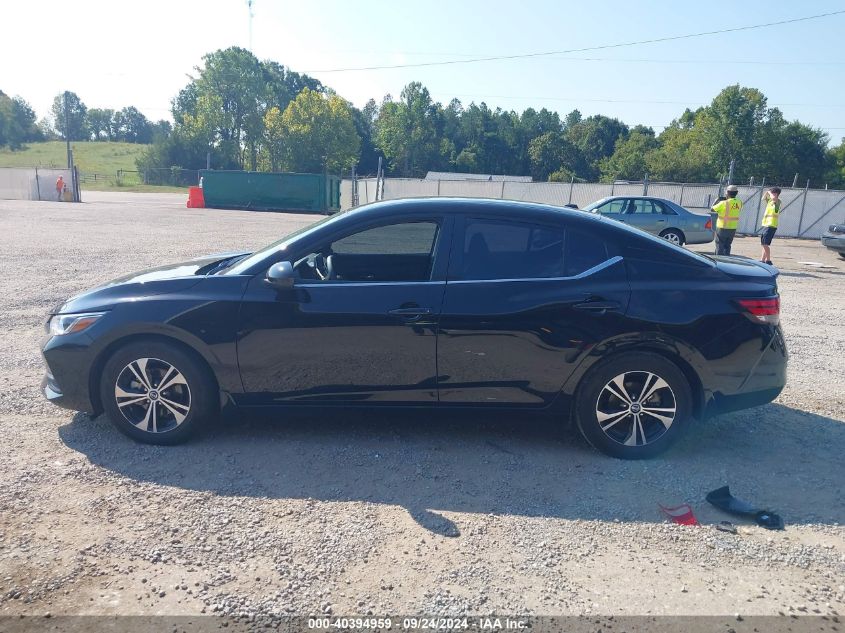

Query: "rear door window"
(459, 219), (565, 280)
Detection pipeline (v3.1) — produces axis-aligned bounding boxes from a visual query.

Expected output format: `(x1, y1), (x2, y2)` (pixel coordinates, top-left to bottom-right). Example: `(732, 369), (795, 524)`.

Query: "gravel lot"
(1, 191), (843, 623)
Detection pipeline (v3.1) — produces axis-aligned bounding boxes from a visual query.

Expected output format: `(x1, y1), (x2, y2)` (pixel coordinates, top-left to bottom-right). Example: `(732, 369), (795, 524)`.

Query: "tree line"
(140, 47), (845, 187)
(3, 45), (845, 188)
(0, 89), (171, 147)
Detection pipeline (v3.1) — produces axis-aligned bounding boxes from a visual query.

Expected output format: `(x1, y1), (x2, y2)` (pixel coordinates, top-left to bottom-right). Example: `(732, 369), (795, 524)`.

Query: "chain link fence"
(0, 167), (78, 201)
(117, 168), (200, 187)
(341, 178), (845, 239)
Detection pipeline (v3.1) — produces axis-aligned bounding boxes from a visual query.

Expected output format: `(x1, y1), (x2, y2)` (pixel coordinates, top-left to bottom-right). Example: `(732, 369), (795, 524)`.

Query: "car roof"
(603, 195), (675, 202)
(339, 196), (591, 224)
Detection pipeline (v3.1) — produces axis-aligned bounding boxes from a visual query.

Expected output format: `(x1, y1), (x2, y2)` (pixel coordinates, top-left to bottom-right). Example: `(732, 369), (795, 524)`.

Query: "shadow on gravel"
(59, 403), (845, 533)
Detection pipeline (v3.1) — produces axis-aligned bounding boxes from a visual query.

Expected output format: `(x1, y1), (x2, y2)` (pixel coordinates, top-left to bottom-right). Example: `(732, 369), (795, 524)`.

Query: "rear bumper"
(684, 229), (715, 245)
(704, 325), (787, 418)
(821, 233), (845, 253)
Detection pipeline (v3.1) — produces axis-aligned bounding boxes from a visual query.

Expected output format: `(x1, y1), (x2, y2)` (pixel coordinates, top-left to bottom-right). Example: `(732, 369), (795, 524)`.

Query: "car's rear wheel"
(100, 341), (217, 445)
(659, 229), (685, 246)
(575, 352), (693, 459)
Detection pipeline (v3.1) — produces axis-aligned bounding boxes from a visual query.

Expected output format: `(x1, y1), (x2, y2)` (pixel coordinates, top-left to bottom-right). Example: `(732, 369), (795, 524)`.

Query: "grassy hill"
(0, 141), (185, 192)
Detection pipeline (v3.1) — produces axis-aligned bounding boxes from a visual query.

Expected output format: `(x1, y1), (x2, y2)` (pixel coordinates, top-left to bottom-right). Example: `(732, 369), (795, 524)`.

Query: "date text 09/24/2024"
(307, 617), (529, 630)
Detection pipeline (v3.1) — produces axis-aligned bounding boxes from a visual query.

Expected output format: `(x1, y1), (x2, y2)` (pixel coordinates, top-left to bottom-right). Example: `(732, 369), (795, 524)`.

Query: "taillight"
(704, 218), (712, 230)
(736, 297), (780, 325)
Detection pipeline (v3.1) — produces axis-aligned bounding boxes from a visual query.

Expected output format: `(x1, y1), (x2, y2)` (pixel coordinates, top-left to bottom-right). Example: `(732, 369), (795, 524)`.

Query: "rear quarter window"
(565, 227), (610, 277)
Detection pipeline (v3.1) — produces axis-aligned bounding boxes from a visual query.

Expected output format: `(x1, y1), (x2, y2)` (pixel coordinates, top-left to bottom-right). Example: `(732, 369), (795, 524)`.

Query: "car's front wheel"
(575, 352), (693, 459)
(100, 341), (217, 445)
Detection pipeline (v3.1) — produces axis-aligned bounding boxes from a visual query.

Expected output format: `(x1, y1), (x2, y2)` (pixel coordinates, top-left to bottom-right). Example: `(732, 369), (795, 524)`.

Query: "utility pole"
(64, 91), (72, 169)
(246, 0), (255, 52)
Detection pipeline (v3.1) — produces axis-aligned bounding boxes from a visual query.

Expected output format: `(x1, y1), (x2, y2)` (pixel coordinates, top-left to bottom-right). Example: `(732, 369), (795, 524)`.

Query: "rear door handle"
(388, 307), (432, 321)
(573, 300), (621, 313)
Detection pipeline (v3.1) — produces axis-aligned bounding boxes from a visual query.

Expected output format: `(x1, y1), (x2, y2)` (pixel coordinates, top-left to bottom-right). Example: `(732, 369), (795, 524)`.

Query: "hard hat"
(726, 185), (738, 193)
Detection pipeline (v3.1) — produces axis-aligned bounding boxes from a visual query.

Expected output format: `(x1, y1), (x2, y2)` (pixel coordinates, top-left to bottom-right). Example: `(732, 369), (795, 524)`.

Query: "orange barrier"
(187, 186), (205, 208)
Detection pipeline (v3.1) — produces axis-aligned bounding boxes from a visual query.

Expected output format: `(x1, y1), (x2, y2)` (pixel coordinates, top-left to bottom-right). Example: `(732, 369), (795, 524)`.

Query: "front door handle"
(573, 300), (621, 313)
(388, 307), (433, 321)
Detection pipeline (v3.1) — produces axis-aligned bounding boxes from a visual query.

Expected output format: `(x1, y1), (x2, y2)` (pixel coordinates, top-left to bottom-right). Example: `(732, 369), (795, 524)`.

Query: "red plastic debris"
(658, 503), (699, 526)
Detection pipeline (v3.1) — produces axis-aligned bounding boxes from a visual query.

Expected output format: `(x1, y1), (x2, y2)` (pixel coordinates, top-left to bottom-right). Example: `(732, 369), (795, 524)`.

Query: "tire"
(100, 340), (218, 445)
(660, 229), (685, 246)
(575, 352), (693, 459)
(839, 252), (845, 260)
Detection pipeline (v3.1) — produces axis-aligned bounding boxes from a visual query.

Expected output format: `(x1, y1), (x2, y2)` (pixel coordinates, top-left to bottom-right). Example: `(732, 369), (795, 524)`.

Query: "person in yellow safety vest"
(760, 187), (781, 265)
(711, 184), (742, 256)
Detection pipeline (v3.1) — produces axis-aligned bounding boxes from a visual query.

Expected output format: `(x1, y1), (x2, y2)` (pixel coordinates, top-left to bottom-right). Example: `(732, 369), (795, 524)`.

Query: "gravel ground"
(0, 191), (843, 622)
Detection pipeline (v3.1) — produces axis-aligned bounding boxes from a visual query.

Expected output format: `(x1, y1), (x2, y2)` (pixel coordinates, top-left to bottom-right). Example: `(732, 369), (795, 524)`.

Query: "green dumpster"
(199, 170), (341, 213)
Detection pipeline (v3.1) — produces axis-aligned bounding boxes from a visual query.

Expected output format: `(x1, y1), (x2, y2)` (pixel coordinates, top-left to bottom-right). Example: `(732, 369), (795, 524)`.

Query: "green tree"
(184, 47), (271, 170)
(645, 123), (712, 182)
(563, 109), (582, 129)
(350, 99), (382, 175)
(528, 131), (585, 181)
(599, 129), (658, 182)
(0, 92), (41, 149)
(826, 140), (845, 189)
(51, 91), (88, 141)
(262, 106), (286, 172)
(265, 88), (360, 173)
(375, 82), (441, 176)
(261, 60), (323, 113)
(113, 106), (153, 143)
(693, 84), (768, 181)
(566, 115), (629, 179)
(86, 108), (115, 140)
(754, 112), (829, 185)
(151, 119), (172, 143)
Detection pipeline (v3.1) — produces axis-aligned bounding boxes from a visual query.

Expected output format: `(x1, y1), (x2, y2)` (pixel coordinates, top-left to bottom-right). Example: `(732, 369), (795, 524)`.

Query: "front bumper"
(41, 332), (99, 414)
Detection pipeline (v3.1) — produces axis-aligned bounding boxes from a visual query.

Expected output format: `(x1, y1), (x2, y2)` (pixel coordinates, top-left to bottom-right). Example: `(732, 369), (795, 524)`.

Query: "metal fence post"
(611, 181), (615, 195)
(753, 177), (766, 230)
(797, 179), (810, 237)
(679, 183), (685, 206)
(643, 174), (649, 196)
(500, 180), (505, 199)
(568, 176), (574, 205)
(34, 167), (41, 201)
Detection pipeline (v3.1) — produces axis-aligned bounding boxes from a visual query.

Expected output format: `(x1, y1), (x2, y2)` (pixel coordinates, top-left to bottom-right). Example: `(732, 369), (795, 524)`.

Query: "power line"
(329, 52), (845, 67)
(304, 10), (845, 73)
(435, 93), (845, 108)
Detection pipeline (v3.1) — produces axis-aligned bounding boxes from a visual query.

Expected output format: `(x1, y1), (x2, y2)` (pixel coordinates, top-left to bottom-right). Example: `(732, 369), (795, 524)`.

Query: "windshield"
(581, 198), (610, 212)
(221, 210), (350, 275)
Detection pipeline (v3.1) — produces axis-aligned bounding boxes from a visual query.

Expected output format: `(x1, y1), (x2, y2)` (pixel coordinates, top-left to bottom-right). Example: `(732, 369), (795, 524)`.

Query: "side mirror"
(265, 261), (295, 289)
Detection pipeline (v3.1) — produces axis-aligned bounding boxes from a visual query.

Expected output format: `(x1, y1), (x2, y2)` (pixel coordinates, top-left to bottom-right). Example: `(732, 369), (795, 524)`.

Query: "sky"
(2, 0), (844, 144)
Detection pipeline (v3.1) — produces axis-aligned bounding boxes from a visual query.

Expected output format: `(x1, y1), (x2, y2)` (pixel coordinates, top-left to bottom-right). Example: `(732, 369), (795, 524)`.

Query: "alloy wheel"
(595, 371), (677, 446)
(114, 358), (191, 433)
(663, 232), (682, 245)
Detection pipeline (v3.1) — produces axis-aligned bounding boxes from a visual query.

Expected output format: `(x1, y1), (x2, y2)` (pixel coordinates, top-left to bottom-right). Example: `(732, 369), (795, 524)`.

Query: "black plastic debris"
(706, 486), (785, 530)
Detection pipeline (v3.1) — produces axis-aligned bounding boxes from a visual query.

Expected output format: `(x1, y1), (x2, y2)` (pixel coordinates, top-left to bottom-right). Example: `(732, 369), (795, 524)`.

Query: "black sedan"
(821, 223), (845, 259)
(42, 198), (787, 459)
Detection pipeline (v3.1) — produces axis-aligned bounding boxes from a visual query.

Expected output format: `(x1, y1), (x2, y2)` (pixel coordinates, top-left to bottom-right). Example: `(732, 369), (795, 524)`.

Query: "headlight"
(48, 312), (106, 336)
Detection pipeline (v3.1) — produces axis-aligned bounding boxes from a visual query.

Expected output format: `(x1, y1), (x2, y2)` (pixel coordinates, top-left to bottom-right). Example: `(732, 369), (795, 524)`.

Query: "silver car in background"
(582, 196), (714, 245)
